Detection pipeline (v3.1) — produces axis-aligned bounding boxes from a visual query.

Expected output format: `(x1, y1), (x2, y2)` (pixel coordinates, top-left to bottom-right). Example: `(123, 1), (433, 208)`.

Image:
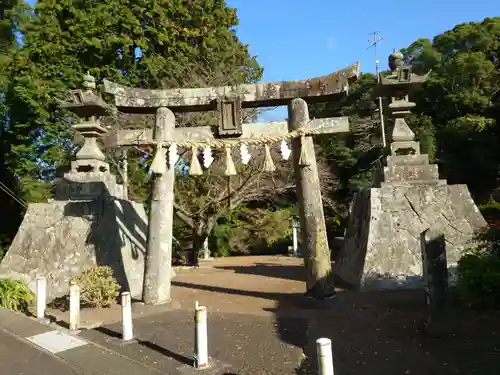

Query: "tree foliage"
(0, 0), (27, 256)
(211, 204), (296, 257)
(172, 144), (337, 262)
(0, 0), (262, 256)
(4, 0), (261, 179)
(403, 17), (500, 200)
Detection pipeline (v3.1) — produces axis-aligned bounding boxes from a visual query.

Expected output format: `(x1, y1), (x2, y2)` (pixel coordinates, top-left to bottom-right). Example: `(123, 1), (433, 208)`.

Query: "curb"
(0, 322), (83, 375)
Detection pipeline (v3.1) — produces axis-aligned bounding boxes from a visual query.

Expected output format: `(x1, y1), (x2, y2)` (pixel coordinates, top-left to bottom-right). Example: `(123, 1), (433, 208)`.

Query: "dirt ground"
(45, 256), (500, 374)
(43, 255), (307, 326)
(172, 255), (308, 315)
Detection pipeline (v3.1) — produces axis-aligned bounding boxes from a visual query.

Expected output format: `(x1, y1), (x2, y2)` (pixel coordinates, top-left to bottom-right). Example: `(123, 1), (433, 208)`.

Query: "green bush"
(211, 217), (234, 257)
(457, 221), (500, 308)
(477, 228), (500, 257)
(0, 279), (34, 313)
(211, 206), (295, 257)
(457, 251), (500, 308)
(71, 266), (120, 308)
(479, 200), (500, 223)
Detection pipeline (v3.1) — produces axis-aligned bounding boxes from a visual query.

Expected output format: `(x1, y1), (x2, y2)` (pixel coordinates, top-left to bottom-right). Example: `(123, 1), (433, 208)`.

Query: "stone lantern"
(379, 49), (430, 158)
(56, 73), (125, 200)
(376, 50), (438, 187)
(333, 50), (487, 291)
(0, 73), (147, 301)
(61, 73), (112, 173)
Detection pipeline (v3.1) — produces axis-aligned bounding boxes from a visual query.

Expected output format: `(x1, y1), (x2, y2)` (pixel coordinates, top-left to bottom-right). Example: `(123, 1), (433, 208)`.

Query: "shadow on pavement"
(172, 276), (500, 375)
(214, 262), (354, 291)
(172, 280), (292, 301)
(215, 263), (305, 282)
(138, 340), (193, 366)
(80, 263), (500, 374)
(96, 326), (193, 366)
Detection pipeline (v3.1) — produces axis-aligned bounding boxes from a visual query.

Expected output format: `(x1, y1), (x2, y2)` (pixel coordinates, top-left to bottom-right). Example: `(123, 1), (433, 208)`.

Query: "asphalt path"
(0, 328), (82, 375)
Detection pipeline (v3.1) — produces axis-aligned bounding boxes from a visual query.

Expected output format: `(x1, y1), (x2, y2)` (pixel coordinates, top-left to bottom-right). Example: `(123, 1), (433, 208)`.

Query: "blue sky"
(27, 0), (498, 120)
(227, 0), (499, 120)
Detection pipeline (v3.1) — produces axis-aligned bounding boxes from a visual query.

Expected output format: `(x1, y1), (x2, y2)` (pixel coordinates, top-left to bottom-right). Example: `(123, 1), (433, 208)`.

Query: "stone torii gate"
(103, 63), (360, 303)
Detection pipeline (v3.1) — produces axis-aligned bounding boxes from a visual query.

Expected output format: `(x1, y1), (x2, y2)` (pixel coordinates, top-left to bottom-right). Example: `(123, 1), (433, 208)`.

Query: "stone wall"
(0, 197), (147, 301)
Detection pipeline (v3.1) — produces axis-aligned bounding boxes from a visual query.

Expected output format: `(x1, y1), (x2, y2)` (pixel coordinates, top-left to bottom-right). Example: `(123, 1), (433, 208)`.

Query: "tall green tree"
(403, 17), (500, 200)
(5, 0), (261, 182)
(0, 0), (26, 258)
(0, 0), (262, 254)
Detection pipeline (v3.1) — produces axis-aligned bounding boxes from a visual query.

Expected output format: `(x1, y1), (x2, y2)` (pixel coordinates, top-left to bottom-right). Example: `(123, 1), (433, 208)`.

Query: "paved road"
(0, 328), (81, 375)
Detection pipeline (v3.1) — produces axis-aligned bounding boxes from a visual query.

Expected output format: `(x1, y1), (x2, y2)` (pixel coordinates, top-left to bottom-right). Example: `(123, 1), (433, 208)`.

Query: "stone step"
(384, 164), (439, 183)
(386, 154), (429, 167)
(381, 179), (447, 188)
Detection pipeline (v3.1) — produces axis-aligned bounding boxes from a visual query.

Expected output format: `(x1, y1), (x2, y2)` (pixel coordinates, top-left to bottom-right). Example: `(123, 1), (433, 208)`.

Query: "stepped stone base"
(0, 197), (147, 301)
(333, 183), (487, 291)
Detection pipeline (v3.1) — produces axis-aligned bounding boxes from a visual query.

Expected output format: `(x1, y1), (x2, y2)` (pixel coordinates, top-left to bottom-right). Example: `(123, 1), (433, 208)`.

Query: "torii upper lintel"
(103, 62), (360, 113)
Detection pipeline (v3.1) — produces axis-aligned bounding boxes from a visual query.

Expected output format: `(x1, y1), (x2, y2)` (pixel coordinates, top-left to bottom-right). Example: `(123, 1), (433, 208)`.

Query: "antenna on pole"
(367, 31), (387, 148)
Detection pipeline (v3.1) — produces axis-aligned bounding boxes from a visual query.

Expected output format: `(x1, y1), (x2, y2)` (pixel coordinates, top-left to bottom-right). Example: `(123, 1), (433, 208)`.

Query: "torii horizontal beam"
(102, 63), (360, 113)
(102, 117), (349, 148)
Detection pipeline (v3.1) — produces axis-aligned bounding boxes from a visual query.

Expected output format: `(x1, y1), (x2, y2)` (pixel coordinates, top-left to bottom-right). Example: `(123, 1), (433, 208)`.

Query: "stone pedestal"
(0, 169), (148, 301)
(333, 147), (487, 290)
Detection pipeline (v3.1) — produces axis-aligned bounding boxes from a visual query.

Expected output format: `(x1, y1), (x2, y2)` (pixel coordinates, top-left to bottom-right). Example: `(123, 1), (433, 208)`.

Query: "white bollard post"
(194, 301), (209, 369)
(121, 292), (133, 341)
(292, 226), (298, 256)
(316, 338), (334, 375)
(36, 276), (46, 320)
(69, 281), (80, 331)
